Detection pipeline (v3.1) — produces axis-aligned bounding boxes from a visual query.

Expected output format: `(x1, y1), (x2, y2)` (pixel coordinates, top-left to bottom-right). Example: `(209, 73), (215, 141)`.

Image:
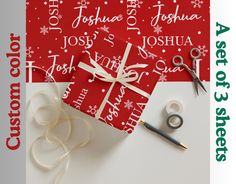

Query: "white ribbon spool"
(27, 66), (92, 184)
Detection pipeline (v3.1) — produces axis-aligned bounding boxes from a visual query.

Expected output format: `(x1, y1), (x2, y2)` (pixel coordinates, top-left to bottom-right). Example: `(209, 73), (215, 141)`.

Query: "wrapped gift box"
(26, 0), (210, 82)
(62, 30), (159, 133)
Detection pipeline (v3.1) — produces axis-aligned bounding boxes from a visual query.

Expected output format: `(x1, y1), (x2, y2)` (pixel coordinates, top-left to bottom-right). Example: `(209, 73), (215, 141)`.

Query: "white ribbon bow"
(78, 43), (150, 119)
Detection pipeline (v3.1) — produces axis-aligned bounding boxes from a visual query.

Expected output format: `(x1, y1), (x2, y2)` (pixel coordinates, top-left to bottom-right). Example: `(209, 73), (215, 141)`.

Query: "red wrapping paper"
(26, 0), (210, 82)
(62, 31), (159, 133)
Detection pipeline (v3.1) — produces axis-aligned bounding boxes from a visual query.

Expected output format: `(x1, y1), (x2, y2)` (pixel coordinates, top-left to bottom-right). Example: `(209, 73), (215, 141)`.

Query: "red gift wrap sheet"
(26, 0), (210, 82)
(62, 31), (160, 133)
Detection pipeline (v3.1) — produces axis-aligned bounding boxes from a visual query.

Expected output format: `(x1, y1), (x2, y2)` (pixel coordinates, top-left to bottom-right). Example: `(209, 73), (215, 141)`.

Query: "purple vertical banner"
(0, 1), (26, 184)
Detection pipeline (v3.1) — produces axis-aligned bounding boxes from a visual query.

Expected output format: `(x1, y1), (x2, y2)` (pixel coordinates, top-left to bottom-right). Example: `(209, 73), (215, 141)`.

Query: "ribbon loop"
(88, 57), (140, 84)
(27, 65), (92, 184)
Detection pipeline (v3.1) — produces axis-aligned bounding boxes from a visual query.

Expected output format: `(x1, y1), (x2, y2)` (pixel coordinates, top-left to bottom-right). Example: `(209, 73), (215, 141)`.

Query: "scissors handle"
(172, 55), (185, 67)
(190, 48), (201, 72)
(190, 48), (201, 59)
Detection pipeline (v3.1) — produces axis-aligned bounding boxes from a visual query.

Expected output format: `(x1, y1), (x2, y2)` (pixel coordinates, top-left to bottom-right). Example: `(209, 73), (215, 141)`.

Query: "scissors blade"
(192, 59), (196, 73)
(193, 79), (199, 96)
(188, 69), (207, 94)
(197, 78), (207, 93)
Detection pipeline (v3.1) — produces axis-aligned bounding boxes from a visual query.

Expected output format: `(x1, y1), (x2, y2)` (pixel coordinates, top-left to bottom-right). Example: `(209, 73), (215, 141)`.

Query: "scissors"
(172, 48), (207, 95)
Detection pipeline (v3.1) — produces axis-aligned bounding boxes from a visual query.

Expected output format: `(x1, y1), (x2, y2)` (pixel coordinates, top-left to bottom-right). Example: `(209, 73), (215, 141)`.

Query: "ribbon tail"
(122, 82), (150, 98)
(78, 62), (96, 75)
(89, 57), (107, 72)
(118, 43), (132, 76)
(125, 64), (148, 71)
(95, 82), (116, 119)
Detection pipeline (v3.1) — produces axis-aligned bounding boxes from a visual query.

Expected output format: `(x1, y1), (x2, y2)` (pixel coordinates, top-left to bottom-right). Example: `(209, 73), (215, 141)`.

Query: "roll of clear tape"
(165, 100), (183, 114)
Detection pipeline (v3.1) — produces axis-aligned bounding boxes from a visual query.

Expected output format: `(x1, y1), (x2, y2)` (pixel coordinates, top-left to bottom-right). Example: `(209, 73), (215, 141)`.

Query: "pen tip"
(140, 120), (145, 125)
(180, 143), (188, 150)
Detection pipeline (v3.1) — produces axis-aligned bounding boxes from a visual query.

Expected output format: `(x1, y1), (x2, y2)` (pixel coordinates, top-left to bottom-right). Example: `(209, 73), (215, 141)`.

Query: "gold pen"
(140, 120), (187, 150)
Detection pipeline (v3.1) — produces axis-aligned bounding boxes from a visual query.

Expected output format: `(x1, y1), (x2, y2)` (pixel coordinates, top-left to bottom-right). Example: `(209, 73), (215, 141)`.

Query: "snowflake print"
(58, 14), (62, 19)
(100, 25), (109, 33)
(44, 74), (54, 83)
(124, 100), (134, 110)
(153, 25), (162, 34)
(198, 45), (208, 57)
(87, 105), (97, 115)
(148, 52), (157, 59)
(130, 0), (143, 8)
(113, 56), (122, 63)
(158, 73), (167, 82)
(26, 47), (34, 58)
(191, 0), (204, 8)
(40, 25), (49, 35)
(77, 0), (90, 8)
(111, 56), (122, 71)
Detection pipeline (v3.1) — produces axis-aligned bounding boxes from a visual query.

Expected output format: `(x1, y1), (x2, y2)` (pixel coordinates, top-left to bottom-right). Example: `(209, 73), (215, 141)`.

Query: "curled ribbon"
(26, 66), (92, 184)
(78, 43), (151, 119)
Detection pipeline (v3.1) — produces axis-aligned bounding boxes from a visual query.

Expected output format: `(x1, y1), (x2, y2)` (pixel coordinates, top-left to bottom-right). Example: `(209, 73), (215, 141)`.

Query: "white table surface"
(26, 82), (210, 184)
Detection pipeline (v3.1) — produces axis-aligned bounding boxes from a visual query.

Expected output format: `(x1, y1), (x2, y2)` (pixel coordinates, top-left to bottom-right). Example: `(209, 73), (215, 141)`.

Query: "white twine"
(27, 66), (92, 184)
